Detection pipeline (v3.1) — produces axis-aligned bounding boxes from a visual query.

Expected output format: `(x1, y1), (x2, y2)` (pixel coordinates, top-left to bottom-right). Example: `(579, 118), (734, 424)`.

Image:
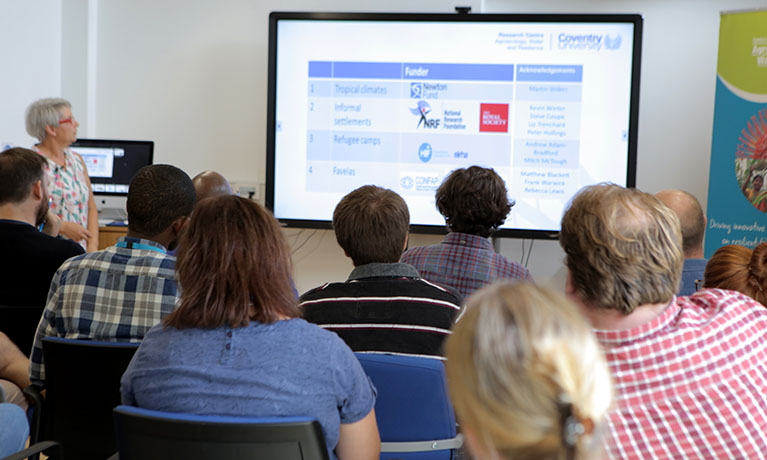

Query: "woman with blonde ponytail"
(703, 242), (767, 305)
(444, 282), (612, 460)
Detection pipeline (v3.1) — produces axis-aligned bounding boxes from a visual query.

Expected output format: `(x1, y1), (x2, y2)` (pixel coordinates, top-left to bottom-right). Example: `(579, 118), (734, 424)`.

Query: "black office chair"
(25, 337), (140, 460)
(111, 405), (329, 460)
(0, 305), (44, 356)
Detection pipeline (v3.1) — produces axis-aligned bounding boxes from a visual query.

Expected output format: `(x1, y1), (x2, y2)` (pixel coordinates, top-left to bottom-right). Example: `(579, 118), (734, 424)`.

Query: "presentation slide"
(270, 17), (639, 234)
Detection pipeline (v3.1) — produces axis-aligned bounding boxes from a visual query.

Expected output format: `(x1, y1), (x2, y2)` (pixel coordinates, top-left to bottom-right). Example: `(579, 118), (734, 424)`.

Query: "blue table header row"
(309, 61), (514, 82)
(308, 62), (583, 82)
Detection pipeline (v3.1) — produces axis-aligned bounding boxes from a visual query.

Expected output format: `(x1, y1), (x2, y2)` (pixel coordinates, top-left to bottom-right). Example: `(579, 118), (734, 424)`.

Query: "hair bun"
(748, 243), (767, 282)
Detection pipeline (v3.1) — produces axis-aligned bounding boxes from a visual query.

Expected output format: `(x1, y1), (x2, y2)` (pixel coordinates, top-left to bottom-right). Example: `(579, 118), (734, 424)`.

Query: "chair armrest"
(22, 385), (45, 446)
(381, 434), (464, 453)
(0, 440), (61, 460)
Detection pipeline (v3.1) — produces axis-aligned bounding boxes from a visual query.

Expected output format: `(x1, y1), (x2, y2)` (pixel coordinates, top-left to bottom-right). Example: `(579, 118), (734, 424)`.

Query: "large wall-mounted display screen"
(267, 12), (642, 238)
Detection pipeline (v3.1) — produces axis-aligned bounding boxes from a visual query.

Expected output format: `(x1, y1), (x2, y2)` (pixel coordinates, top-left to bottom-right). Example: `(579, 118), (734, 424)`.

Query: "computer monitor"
(69, 139), (154, 220)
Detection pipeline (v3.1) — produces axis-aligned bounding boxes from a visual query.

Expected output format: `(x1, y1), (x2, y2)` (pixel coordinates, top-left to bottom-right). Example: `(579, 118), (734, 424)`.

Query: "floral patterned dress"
(35, 148), (91, 245)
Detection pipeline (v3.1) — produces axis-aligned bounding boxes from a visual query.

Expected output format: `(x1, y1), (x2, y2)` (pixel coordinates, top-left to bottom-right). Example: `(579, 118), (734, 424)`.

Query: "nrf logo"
(409, 101), (441, 129)
(479, 104), (509, 133)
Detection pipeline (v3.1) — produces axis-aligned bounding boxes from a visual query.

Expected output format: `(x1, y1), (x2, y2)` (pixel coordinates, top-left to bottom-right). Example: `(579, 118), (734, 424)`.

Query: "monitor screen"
(70, 139), (154, 196)
(266, 13), (642, 238)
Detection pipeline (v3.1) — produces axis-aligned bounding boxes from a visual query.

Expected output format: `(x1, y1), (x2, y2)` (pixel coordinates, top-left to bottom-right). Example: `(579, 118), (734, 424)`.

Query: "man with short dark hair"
(30, 164), (195, 385)
(560, 183), (767, 458)
(300, 185), (462, 357)
(401, 166), (531, 298)
(655, 189), (707, 295)
(0, 147), (84, 307)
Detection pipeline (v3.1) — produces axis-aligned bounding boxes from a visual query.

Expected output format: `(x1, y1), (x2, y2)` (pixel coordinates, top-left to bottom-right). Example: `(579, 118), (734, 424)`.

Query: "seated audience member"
(0, 147), (84, 307)
(0, 402), (28, 457)
(560, 183), (767, 458)
(300, 185), (462, 357)
(0, 332), (31, 410)
(121, 196), (379, 460)
(704, 242), (767, 305)
(30, 164), (195, 386)
(401, 166), (531, 298)
(192, 170), (233, 203)
(655, 189), (707, 295)
(445, 283), (612, 460)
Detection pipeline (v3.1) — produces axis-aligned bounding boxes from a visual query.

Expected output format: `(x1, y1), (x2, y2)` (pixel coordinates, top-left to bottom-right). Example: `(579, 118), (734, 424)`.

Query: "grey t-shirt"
(121, 318), (376, 459)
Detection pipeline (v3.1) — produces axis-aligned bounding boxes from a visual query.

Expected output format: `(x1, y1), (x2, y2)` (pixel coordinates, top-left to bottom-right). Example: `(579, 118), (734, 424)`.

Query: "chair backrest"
(355, 353), (461, 460)
(113, 405), (330, 460)
(0, 305), (44, 356)
(41, 337), (139, 460)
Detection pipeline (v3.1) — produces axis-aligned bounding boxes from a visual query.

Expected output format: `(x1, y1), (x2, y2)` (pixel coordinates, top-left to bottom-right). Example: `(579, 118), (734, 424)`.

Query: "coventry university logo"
(409, 101), (440, 129)
(605, 34), (622, 50)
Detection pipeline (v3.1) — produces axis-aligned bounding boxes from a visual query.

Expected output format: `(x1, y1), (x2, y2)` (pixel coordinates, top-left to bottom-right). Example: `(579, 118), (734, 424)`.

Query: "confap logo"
(479, 104), (509, 133)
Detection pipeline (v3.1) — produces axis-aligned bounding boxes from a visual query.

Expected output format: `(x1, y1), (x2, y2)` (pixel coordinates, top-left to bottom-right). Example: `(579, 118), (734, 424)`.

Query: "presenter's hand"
(41, 210), (62, 237)
(60, 221), (92, 246)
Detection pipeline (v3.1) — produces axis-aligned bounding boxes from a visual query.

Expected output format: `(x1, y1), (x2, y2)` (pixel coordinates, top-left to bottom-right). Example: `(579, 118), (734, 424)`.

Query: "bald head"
(655, 189), (706, 258)
(192, 171), (233, 204)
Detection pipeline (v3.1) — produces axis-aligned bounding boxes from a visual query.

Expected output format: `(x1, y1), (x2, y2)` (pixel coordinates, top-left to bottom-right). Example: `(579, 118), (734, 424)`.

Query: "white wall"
(15, 0), (766, 295)
(0, 1), (62, 147)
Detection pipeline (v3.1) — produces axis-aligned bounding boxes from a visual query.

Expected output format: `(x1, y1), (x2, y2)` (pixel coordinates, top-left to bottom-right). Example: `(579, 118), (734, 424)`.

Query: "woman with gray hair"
(26, 98), (98, 251)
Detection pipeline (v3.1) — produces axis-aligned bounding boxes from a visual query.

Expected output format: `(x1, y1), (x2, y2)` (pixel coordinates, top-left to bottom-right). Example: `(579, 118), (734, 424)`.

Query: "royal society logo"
(409, 101), (441, 129)
(418, 143), (433, 163)
(558, 33), (621, 51)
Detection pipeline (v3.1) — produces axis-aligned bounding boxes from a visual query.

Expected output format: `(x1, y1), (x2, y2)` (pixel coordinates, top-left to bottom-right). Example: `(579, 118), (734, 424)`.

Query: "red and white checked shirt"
(597, 289), (767, 459)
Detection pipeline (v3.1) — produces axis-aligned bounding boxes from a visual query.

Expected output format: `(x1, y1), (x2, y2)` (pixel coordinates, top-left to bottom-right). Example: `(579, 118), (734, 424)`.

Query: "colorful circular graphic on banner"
(736, 107), (767, 212)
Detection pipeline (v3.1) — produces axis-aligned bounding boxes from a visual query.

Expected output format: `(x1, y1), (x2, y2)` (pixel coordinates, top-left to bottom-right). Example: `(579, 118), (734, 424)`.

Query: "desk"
(98, 226), (128, 250)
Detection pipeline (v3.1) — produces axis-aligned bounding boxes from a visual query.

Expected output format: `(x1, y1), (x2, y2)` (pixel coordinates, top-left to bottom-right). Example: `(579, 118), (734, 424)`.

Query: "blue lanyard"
(116, 240), (166, 254)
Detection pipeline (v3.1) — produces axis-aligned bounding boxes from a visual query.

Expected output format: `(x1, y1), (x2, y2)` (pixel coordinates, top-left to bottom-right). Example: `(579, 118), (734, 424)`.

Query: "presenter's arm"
(336, 409), (380, 460)
(0, 332), (31, 390)
(79, 154), (100, 252)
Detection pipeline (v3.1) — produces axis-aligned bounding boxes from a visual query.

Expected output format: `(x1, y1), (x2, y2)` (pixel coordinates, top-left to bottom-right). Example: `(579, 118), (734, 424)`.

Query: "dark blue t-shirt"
(121, 318), (376, 459)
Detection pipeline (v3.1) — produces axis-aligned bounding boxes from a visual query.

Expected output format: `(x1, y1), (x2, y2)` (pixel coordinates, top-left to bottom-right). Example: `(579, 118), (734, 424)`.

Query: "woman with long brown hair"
(121, 195), (379, 460)
(704, 242), (767, 305)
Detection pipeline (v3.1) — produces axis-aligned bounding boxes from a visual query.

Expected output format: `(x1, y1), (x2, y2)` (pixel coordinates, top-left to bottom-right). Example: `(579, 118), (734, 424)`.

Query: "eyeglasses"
(59, 117), (74, 125)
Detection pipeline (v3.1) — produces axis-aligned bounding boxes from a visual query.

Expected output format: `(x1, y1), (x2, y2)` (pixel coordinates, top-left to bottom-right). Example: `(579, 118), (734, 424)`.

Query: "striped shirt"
(400, 232), (532, 299)
(598, 289), (767, 459)
(29, 237), (178, 385)
(299, 263), (462, 358)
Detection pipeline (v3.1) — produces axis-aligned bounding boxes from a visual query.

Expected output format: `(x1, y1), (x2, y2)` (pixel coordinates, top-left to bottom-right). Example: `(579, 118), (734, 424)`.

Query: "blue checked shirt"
(30, 237), (179, 386)
(400, 232), (532, 299)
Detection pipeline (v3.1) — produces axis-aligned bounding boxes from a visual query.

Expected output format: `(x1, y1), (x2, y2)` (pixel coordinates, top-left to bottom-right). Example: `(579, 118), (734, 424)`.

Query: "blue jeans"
(0, 403), (28, 457)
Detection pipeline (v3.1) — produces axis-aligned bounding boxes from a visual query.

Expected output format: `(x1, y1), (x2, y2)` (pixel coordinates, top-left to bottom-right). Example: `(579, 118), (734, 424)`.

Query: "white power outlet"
(233, 182), (264, 203)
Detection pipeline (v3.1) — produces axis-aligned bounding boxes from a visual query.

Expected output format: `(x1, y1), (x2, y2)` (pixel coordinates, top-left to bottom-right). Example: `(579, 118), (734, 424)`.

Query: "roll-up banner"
(705, 9), (767, 256)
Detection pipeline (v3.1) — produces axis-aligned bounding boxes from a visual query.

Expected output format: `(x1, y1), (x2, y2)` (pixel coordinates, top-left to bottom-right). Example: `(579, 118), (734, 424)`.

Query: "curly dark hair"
(436, 166), (512, 237)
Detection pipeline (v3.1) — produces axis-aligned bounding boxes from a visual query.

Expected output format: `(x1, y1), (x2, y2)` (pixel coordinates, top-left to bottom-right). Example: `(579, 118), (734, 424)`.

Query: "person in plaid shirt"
(29, 164), (195, 386)
(560, 183), (767, 459)
(401, 166), (531, 298)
